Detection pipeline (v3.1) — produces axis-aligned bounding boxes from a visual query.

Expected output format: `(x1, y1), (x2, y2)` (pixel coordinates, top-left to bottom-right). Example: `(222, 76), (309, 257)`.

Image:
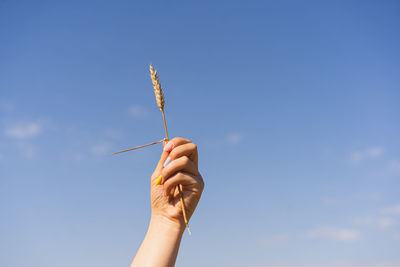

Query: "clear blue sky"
(1, 1), (400, 266)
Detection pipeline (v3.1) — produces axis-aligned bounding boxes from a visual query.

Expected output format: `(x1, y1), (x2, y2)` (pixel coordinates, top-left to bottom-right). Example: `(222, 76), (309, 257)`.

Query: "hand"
(150, 137), (204, 228)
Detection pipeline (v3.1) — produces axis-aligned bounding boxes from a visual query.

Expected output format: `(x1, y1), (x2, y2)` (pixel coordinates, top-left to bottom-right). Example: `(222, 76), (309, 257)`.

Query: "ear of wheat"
(111, 66), (168, 153)
(150, 65), (169, 140)
(149, 65), (165, 112)
(150, 64), (190, 234)
(112, 65), (191, 234)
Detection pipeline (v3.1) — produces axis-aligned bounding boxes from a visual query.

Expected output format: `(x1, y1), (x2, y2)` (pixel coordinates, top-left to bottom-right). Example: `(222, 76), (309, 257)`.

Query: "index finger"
(154, 137), (191, 175)
(163, 137), (191, 153)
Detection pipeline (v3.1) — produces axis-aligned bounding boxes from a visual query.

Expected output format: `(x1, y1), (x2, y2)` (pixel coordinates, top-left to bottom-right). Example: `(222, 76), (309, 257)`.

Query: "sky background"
(1, 0), (400, 266)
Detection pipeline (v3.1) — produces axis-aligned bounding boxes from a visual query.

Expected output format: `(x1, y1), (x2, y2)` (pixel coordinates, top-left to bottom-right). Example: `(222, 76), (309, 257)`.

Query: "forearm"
(131, 215), (185, 267)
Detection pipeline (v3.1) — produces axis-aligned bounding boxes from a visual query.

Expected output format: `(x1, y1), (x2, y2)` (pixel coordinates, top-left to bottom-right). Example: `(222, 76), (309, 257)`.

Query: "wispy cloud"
(307, 227), (360, 241)
(353, 216), (395, 230)
(382, 204), (400, 215)
(349, 152), (363, 162)
(4, 122), (42, 139)
(366, 147), (384, 157)
(261, 233), (289, 248)
(91, 143), (112, 156)
(393, 233), (400, 240)
(128, 105), (147, 118)
(377, 217), (395, 229)
(16, 142), (38, 159)
(349, 146), (384, 163)
(388, 159), (400, 175)
(226, 132), (243, 145)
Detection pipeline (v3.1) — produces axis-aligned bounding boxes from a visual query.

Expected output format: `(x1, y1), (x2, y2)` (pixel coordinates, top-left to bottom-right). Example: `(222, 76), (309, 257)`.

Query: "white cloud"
(4, 122), (42, 139)
(261, 233), (289, 248)
(128, 105), (147, 118)
(227, 133), (242, 145)
(388, 159), (400, 174)
(307, 227), (360, 242)
(350, 151), (363, 162)
(377, 217), (395, 229)
(349, 146), (384, 163)
(91, 143), (111, 156)
(366, 147), (384, 158)
(392, 233), (400, 240)
(353, 216), (395, 230)
(16, 142), (38, 159)
(382, 204), (400, 215)
(352, 216), (375, 225)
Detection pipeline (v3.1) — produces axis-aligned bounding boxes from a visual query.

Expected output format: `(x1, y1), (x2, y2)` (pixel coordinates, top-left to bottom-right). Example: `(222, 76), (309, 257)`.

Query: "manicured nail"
(163, 157), (171, 167)
(154, 175), (162, 185)
(163, 141), (174, 152)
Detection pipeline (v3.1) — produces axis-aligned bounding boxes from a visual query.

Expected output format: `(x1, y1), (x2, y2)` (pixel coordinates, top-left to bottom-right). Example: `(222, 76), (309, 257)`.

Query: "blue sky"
(1, 1), (400, 266)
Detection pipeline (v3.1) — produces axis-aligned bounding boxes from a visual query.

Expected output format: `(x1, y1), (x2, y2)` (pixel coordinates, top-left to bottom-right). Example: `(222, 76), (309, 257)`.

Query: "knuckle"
(171, 137), (180, 142)
(168, 171), (183, 182)
(176, 171), (185, 179)
(169, 150), (177, 160)
(199, 175), (205, 189)
(181, 156), (190, 165)
(163, 173), (175, 187)
(174, 137), (190, 143)
(190, 142), (197, 151)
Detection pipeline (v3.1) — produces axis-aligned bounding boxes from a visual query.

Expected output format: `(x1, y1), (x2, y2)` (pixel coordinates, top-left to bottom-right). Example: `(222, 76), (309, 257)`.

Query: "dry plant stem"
(112, 139), (164, 155)
(162, 110), (189, 233)
(162, 111), (169, 140)
(177, 184), (191, 235)
(150, 64), (190, 234)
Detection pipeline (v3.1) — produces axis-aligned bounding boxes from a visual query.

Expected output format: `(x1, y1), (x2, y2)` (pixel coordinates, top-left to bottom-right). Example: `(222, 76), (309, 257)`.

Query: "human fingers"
(163, 172), (203, 196)
(163, 137), (191, 153)
(168, 142), (198, 166)
(160, 156), (198, 184)
(154, 137), (195, 185)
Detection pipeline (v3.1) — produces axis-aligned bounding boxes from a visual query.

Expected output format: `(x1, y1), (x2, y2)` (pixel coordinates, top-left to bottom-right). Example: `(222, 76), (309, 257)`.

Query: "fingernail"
(163, 141), (174, 152)
(154, 175), (162, 185)
(163, 157), (171, 167)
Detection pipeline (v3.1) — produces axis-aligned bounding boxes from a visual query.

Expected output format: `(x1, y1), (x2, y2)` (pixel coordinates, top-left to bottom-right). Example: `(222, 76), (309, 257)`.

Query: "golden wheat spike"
(150, 65), (169, 140)
(149, 64), (190, 234)
(149, 65), (165, 112)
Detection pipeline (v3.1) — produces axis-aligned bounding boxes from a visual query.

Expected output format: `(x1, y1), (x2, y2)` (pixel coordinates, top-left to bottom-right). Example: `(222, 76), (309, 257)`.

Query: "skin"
(130, 137), (204, 267)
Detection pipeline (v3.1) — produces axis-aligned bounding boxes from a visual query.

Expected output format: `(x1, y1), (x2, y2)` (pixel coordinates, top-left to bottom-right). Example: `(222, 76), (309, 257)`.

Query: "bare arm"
(131, 137), (204, 267)
(130, 215), (184, 267)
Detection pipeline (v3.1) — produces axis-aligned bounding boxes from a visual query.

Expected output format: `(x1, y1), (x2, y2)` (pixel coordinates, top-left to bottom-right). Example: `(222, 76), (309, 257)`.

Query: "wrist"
(131, 214), (184, 267)
(149, 214), (185, 235)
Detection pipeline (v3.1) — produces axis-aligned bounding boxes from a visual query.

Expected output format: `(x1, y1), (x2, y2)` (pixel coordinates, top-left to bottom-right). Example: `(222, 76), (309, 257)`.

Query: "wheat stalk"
(112, 139), (165, 155)
(150, 65), (190, 234)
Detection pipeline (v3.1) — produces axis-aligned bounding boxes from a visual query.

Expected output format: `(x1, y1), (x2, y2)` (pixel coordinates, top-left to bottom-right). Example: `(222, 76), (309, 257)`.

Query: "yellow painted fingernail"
(154, 175), (162, 185)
